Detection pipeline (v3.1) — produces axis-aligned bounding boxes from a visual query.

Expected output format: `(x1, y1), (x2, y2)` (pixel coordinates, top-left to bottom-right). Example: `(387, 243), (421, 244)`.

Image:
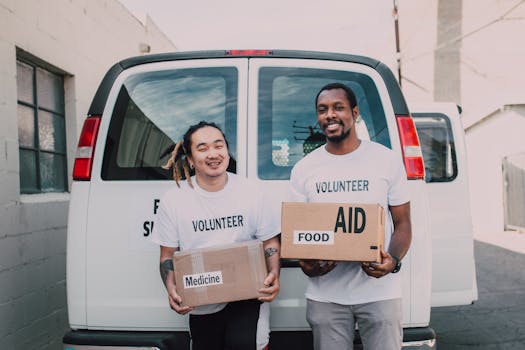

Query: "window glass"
(258, 67), (390, 180)
(16, 61), (34, 104)
(19, 149), (38, 192)
(40, 152), (67, 191)
(413, 113), (458, 182)
(39, 111), (66, 152)
(102, 67), (238, 180)
(37, 67), (64, 112)
(18, 105), (35, 148)
(16, 58), (67, 193)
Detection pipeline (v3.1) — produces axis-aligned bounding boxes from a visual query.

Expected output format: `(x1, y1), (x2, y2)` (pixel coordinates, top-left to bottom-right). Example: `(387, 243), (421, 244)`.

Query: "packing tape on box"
(248, 242), (265, 286)
(190, 252), (209, 299)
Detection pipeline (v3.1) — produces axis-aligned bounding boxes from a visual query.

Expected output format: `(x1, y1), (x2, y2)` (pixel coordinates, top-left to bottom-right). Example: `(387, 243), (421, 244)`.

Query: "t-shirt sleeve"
(288, 165), (308, 202)
(150, 193), (180, 248)
(253, 186), (281, 242)
(388, 155), (411, 206)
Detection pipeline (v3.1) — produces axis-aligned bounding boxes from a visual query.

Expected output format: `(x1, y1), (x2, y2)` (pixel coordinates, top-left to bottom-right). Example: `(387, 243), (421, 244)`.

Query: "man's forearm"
(388, 226), (411, 259)
(263, 236), (281, 277)
(160, 258), (174, 287)
(388, 202), (412, 259)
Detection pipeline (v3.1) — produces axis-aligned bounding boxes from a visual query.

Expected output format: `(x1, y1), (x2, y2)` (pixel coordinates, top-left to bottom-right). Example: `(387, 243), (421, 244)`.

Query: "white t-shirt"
(151, 172), (280, 314)
(289, 140), (410, 305)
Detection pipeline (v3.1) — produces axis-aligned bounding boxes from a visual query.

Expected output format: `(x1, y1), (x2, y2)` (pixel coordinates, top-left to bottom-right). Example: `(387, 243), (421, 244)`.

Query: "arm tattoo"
(264, 247), (278, 258)
(160, 259), (174, 286)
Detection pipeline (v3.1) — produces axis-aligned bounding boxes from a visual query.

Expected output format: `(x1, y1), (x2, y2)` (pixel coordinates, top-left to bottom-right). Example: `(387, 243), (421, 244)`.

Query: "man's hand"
(258, 271), (280, 302)
(361, 249), (396, 278)
(167, 285), (193, 315)
(299, 259), (337, 277)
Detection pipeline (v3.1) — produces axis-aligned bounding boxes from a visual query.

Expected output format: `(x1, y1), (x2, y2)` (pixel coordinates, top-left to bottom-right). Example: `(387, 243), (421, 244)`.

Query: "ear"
(352, 106), (360, 120)
(187, 156), (194, 169)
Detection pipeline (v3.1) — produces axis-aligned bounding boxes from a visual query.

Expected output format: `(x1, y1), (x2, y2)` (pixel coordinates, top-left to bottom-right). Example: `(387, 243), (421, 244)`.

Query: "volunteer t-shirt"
(289, 140), (410, 305)
(151, 172), (280, 314)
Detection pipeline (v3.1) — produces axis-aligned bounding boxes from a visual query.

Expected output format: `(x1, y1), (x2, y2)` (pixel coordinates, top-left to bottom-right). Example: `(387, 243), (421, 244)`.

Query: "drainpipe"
(393, 0), (402, 87)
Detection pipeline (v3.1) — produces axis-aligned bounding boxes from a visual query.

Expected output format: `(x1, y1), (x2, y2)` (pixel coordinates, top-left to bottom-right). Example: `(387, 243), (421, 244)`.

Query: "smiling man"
(151, 121), (281, 350)
(289, 83), (412, 350)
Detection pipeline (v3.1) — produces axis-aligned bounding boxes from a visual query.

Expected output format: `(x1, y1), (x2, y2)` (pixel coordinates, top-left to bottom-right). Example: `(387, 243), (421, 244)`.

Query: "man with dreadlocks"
(150, 121), (281, 350)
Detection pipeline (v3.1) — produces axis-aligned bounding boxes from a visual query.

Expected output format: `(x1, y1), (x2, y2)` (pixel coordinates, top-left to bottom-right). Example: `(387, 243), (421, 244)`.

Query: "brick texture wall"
(0, 0), (175, 348)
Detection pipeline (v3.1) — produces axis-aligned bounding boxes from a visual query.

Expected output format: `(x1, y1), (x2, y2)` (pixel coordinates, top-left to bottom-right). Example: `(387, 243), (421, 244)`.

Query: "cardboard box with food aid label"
(172, 240), (267, 307)
(281, 202), (385, 262)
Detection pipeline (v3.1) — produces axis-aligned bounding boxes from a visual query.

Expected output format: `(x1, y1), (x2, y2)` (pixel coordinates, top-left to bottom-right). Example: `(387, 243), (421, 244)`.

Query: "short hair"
(315, 83), (357, 109)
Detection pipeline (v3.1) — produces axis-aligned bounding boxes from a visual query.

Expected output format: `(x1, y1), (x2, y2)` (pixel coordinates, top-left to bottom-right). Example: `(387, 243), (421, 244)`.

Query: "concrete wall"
(434, 0), (462, 103)
(0, 0), (175, 348)
(464, 105), (525, 234)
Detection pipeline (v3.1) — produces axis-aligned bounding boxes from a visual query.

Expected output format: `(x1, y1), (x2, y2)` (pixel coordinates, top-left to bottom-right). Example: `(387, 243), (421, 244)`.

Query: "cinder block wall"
(0, 0), (175, 348)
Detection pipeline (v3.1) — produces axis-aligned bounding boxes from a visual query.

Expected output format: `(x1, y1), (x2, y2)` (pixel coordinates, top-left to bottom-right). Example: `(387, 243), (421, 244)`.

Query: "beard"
(325, 127), (351, 143)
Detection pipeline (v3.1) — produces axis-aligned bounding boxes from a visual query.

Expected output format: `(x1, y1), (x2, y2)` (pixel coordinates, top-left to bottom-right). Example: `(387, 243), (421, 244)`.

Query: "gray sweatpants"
(306, 298), (402, 350)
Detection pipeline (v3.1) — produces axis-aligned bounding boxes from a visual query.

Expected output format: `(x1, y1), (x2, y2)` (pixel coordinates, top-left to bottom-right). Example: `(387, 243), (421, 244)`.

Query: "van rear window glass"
(101, 67), (238, 180)
(413, 113), (458, 182)
(258, 67), (390, 180)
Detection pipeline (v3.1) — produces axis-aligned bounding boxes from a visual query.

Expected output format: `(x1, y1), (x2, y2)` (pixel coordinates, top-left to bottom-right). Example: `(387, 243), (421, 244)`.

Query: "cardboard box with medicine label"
(172, 240), (267, 307)
(281, 202), (385, 262)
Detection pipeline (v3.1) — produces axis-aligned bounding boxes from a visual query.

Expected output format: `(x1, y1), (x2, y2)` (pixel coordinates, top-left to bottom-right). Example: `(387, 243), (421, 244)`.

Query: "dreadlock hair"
(162, 121), (229, 188)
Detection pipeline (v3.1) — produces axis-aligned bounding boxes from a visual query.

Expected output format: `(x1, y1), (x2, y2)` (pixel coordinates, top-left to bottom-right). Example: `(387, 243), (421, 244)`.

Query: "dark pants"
(189, 299), (262, 350)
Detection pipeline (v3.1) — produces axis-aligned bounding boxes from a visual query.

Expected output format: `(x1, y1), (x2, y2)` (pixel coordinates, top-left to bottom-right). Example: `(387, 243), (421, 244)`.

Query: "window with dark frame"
(101, 67), (238, 181)
(412, 113), (458, 183)
(257, 67), (389, 180)
(16, 58), (67, 193)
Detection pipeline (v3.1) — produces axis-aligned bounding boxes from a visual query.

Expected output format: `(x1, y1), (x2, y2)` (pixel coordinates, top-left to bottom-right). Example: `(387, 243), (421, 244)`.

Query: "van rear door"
(246, 57), (433, 328)
(84, 58), (249, 329)
(411, 103), (478, 306)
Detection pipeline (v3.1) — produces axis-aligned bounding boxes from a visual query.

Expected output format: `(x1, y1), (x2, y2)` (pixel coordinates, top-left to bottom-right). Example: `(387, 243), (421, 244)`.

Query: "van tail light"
(73, 116), (101, 181)
(395, 115), (425, 180)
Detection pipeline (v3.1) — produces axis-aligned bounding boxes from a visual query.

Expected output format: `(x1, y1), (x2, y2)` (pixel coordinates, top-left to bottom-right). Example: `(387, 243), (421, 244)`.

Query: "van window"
(101, 67), (238, 180)
(412, 113), (458, 182)
(257, 67), (390, 180)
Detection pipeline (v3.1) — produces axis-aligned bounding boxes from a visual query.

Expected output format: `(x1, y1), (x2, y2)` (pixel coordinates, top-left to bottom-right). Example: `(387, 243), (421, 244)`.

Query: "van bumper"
(63, 327), (436, 350)
(63, 330), (190, 350)
(268, 327), (436, 350)
(401, 327), (437, 349)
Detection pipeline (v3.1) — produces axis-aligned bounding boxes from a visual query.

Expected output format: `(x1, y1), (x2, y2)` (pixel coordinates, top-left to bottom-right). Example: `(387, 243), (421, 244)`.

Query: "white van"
(410, 103), (478, 308)
(63, 50), (477, 349)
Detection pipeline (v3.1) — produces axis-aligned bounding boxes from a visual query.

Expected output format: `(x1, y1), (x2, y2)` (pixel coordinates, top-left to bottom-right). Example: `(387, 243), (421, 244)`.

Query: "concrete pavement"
(430, 240), (525, 349)
(474, 230), (525, 254)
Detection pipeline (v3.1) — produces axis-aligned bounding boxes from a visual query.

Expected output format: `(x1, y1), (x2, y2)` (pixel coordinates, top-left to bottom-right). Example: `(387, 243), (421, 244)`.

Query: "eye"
(335, 105), (346, 111)
(317, 106), (327, 114)
(214, 140), (226, 149)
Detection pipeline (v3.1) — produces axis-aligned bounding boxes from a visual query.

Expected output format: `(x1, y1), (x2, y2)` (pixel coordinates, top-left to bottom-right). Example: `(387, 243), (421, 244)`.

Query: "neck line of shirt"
(323, 139), (367, 159)
(192, 172), (233, 198)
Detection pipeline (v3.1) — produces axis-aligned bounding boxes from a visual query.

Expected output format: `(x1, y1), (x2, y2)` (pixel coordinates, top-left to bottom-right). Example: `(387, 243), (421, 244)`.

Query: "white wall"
(397, 0), (439, 104)
(399, 0), (525, 117)
(0, 0), (175, 348)
(465, 105), (525, 234)
(398, 0), (525, 238)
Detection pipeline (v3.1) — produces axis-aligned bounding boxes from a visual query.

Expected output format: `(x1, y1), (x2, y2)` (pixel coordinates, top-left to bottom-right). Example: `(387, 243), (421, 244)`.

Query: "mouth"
(323, 121), (343, 132)
(206, 160), (223, 168)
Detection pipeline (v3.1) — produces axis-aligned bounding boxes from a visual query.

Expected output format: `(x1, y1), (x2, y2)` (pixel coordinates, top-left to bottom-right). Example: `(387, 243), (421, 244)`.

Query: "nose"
(207, 148), (220, 159)
(326, 106), (337, 118)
